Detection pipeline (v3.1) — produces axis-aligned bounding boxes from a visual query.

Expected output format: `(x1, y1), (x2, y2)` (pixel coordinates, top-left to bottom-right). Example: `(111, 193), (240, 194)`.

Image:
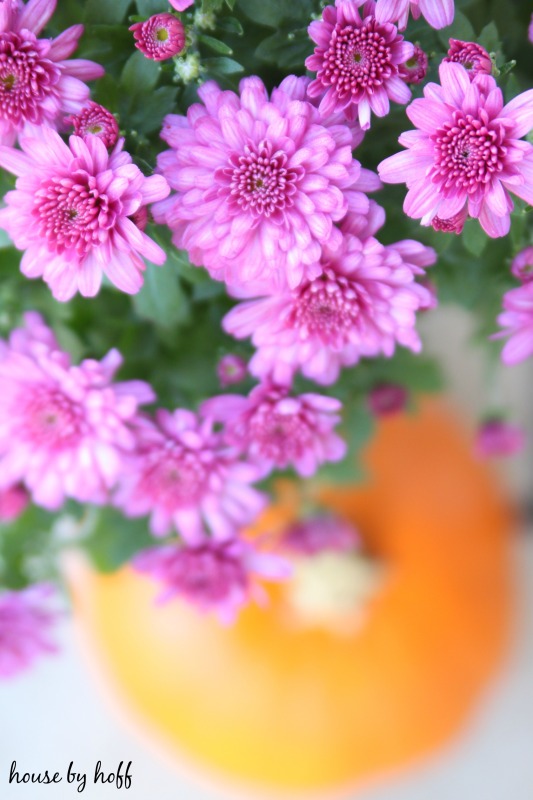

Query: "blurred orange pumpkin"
(69, 398), (514, 798)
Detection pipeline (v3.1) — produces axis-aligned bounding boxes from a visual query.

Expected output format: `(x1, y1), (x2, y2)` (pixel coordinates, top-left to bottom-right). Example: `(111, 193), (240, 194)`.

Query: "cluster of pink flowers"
(0, 584), (59, 678)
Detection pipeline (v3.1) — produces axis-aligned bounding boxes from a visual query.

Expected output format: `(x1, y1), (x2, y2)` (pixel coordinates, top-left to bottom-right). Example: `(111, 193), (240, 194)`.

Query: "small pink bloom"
(379, 63), (533, 238)
(511, 246), (533, 283)
(306, 1), (414, 130)
(444, 39), (492, 79)
(133, 538), (290, 624)
(223, 234), (435, 386)
(529, 13), (533, 44)
(431, 207), (468, 234)
(201, 383), (347, 479)
(169, 0), (194, 10)
(374, 0), (454, 30)
(399, 43), (428, 84)
(0, 312), (155, 510)
(0, 126), (169, 300)
(152, 75), (373, 292)
(130, 13), (186, 62)
(368, 383), (408, 416)
(66, 101), (119, 148)
(0, 583), (58, 678)
(282, 515), (358, 555)
(115, 409), (266, 542)
(0, 0), (104, 146)
(0, 483), (29, 521)
(475, 418), (526, 458)
(495, 282), (533, 365)
(217, 354), (247, 388)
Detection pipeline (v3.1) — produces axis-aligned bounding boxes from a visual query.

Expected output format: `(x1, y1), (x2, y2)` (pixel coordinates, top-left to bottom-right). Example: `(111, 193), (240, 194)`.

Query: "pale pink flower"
(0, 483), (29, 521)
(444, 39), (492, 79)
(0, 583), (58, 678)
(223, 234), (435, 386)
(282, 515), (358, 555)
(130, 13), (186, 62)
(306, 0), (413, 130)
(169, 0), (194, 10)
(399, 44), (428, 85)
(114, 409), (266, 543)
(368, 383), (408, 416)
(201, 383), (347, 478)
(152, 75), (373, 292)
(431, 207), (468, 234)
(511, 246), (533, 283)
(0, 313), (155, 510)
(133, 538), (290, 624)
(475, 419), (525, 458)
(66, 101), (119, 148)
(378, 63), (533, 238)
(374, 0), (454, 30)
(0, 126), (169, 300)
(217, 354), (247, 388)
(495, 282), (533, 365)
(0, 0), (104, 145)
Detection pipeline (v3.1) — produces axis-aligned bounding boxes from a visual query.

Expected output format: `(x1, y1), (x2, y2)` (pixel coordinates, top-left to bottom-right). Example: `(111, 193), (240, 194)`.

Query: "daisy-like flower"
(152, 75), (373, 292)
(133, 538), (290, 624)
(305, 0), (414, 130)
(444, 39), (492, 79)
(0, 483), (29, 522)
(511, 246), (533, 283)
(399, 44), (428, 85)
(282, 515), (358, 555)
(223, 233), (435, 386)
(474, 418), (525, 458)
(0, 584), (58, 678)
(0, 0), (104, 145)
(66, 101), (119, 149)
(374, 0), (454, 30)
(0, 126), (169, 300)
(378, 63), (533, 238)
(217, 354), (247, 388)
(201, 383), (347, 478)
(0, 313), (155, 510)
(114, 409), (266, 542)
(130, 13), (186, 62)
(495, 282), (533, 365)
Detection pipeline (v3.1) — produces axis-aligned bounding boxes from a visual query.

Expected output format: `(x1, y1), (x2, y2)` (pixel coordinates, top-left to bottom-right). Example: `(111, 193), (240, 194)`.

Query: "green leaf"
(133, 261), (190, 329)
(462, 219), (488, 257)
(120, 50), (161, 97)
(127, 85), (178, 134)
(202, 0), (225, 12)
(83, 507), (154, 573)
(255, 28), (312, 69)
(84, 0), (131, 23)
(202, 56), (244, 74)
(198, 34), (233, 54)
(136, 0), (168, 15)
(438, 10), (475, 48)
(216, 16), (243, 35)
(478, 21), (500, 52)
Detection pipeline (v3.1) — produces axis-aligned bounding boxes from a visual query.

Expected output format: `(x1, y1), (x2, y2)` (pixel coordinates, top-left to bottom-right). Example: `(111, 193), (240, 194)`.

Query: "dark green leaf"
(133, 260), (190, 329)
(84, 0), (131, 23)
(120, 50), (161, 97)
(199, 34), (234, 54)
(202, 56), (244, 74)
(462, 219), (488, 257)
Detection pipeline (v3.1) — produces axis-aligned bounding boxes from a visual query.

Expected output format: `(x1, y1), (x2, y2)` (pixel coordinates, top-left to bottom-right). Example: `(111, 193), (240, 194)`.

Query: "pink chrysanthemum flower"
(282, 515), (358, 555)
(431, 207), (468, 234)
(495, 282), (533, 365)
(511, 246), (533, 283)
(0, 126), (169, 300)
(305, 0), (413, 130)
(201, 383), (347, 478)
(217, 354), (247, 388)
(0, 313), (155, 510)
(0, 483), (29, 521)
(0, 0), (104, 146)
(152, 75), (374, 292)
(374, 0), (454, 30)
(114, 409), (266, 542)
(66, 101), (119, 148)
(444, 39), (492, 79)
(474, 418), (525, 458)
(368, 383), (408, 416)
(0, 583), (58, 678)
(130, 13), (186, 62)
(399, 43), (428, 85)
(223, 233), (435, 386)
(133, 538), (290, 624)
(378, 63), (533, 238)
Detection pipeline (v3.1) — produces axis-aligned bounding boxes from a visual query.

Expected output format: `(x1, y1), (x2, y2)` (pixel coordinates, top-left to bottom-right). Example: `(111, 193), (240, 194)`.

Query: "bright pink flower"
(529, 13), (533, 44)
(282, 515), (358, 555)
(130, 13), (186, 62)
(133, 538), (290, 624)
(217, 354), (247, 388)
(0, 126), (169, 300)
(223, 234), (435, 386)
(152, 75), (373, 292)
(66, 101), (119, 148)
(114, 409), (266, 542)
(201, 383), (347, 478)
(0, 313), (155, 510)
(374, 0), (454, 30)
(431, 207), (468, 234)
(495, 282), (533, 365)
(378, 63), (533, 238)
(169, 0), (194, 10)
(0, 483), (29, 521)
(444, 39), (492, 79)
(475, 419), (525, 458)
(368, 383), (408, 416)
(399, 43), (428, 85)
(0, 0), (104, 145)
(0, 583), (58, 678)
(305, 0), (413, 130)
(511, 246), (533, 283)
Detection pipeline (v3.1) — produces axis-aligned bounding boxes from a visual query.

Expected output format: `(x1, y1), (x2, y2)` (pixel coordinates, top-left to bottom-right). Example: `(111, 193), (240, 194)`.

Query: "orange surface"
(70, 399), (515, 796)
